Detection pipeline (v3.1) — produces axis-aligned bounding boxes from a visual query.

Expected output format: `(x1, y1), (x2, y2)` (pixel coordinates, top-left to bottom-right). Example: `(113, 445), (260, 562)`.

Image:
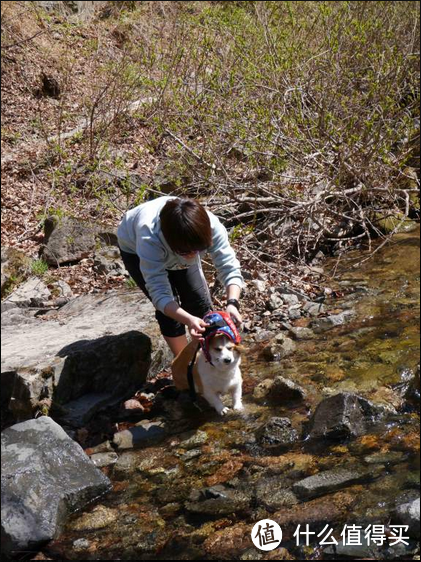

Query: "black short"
(119, 248), (212, 338)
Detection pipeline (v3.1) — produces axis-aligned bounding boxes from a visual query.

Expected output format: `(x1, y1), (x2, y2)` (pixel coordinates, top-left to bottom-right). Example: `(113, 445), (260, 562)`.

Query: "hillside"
(1, 0), (420, 303)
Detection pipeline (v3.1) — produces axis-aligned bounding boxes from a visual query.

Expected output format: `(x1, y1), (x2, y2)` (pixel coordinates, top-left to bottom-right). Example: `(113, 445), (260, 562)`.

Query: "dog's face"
(208, 334), (242, 372)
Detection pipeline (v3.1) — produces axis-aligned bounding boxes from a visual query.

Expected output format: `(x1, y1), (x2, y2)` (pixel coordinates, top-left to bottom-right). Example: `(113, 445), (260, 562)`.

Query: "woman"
(117, 196), (244, 356)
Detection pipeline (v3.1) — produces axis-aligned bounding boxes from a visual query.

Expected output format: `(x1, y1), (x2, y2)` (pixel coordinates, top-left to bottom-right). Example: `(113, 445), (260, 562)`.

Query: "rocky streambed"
(2, 228), (420, 560)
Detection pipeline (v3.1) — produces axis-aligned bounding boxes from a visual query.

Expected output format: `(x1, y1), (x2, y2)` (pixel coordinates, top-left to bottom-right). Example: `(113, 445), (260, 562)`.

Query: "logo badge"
(251, 519), (283, 551)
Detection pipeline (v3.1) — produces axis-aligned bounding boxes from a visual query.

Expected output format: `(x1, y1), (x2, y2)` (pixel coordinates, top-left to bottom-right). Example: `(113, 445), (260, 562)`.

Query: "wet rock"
(1, 417), (111, 556)
(253, 379), (274, 401)
(256, 417), (299, 452)
(255, 477), (299, 511)
(4, 277), (51, 307)
(253, 330), (276, 342)
(323, 540), (382, 560)
(394, 497), (420, 539)
(364, 451), (405, 465)
(85, 440), (114, 455)
(186, 484), (251, 516)
(156, 481), (192, 505)
(178, 429), (209, 450)
(73, 538), (91, 550)
(159, 502), (182, 518)
(89, 452), (119, 468)
(69, 505), (118, 531)
(203, 522), (251, 559)
(311, 310), (355, 333)
(181, 448), (202, 461)
(305, 392), (388, 441)
(113, 420), (167, 450)
(273, 491), (356, 541)
(262, 334), (296, 362)
(271, 376), (307, 403)
(113, 451), (140, 478)
(292, 465), (380, 499)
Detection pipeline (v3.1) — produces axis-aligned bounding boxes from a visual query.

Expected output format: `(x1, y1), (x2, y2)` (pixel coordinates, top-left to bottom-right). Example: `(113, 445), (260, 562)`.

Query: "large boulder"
(1, 291), (172, 426)
(305, 392), (392, 441)
(1, 416), (111, 556)
(39, 216), (119, 266)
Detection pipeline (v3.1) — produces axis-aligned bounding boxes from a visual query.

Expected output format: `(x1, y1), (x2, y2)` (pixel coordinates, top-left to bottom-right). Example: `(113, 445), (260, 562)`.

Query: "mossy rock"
(1, 247), (32, 298)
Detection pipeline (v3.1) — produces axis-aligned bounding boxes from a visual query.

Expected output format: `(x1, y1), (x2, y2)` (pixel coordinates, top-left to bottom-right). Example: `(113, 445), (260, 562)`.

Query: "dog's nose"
(223, 358), (232, 364)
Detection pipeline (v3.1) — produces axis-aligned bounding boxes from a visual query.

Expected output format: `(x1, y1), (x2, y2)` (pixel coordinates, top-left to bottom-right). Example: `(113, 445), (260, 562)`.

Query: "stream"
(46, 228), (420, 561)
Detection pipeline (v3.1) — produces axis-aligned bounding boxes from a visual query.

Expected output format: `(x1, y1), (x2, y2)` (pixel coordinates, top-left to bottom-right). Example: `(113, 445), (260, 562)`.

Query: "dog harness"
(187, 311), (241, 403)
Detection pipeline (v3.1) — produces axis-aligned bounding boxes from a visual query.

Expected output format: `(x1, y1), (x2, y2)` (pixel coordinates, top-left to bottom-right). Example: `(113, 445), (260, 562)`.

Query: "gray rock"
(255, 477), (298, 511)
(311, 310), (356, 333)
(306, 393), (387, 441)
(40, 216), (99, 266)
(292, 465), (379, 499)
(1, 417), (111, 556)
(93, 245), (127, 277)
(270, 376), (307, 403)
(89, 452), (119, 468)
(262, 334), (296, 361)
(267, 293), (284, 311)
(288, 307), (302, 320)
(256, 417), (299, 452)
(282, 294), (300, 306)
(113, 421), (167, 450)
(395, 497), (420, 538)
(302, 301), (326, 317)
(186, 485), (251, 516)
(4, 277), (51, 307)
(1, 291), (171, 424)
(51, 280), (73, 299)
(113, 452), (140, 478)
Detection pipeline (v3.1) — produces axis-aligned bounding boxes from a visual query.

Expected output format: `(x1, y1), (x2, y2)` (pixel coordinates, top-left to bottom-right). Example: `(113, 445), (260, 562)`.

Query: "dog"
(172, 332), (244, 416)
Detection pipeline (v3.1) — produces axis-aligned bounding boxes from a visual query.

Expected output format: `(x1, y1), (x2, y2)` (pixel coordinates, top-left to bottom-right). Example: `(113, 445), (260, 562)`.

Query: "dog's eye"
(215, 347), (223, 352)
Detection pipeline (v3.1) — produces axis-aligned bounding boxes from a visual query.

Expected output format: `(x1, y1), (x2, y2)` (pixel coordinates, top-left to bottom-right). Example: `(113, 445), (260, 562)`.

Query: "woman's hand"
(188, 316), (208, 340)
(226, 304), (243, 329)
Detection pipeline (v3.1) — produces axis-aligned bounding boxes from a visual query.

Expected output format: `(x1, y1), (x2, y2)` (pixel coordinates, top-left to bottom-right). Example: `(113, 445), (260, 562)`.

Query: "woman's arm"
(164, 301), (207, 338)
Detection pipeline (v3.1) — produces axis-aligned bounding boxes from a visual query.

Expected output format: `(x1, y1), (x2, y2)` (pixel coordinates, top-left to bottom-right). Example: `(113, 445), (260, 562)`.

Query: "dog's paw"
(233, 402), (244, 411)
(218, 406), (230, 416)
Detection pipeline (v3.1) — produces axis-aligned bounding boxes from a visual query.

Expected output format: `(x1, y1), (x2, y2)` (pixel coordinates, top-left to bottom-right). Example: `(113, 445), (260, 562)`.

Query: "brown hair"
(160, 198), (212, 253)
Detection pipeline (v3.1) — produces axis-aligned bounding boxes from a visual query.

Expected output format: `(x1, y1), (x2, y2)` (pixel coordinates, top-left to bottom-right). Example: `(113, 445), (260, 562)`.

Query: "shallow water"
(47, 229), (420, 561)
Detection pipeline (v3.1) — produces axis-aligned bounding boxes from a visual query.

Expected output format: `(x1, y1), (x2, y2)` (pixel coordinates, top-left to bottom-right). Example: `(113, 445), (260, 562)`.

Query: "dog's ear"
(234, 344), (247, 354)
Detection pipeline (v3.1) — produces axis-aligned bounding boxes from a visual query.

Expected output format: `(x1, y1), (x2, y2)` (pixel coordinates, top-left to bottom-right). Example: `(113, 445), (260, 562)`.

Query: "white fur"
(195, 335), (243, 416)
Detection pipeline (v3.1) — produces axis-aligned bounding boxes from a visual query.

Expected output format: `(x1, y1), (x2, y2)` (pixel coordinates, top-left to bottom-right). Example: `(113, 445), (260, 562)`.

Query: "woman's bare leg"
(164, 334), (189, 357)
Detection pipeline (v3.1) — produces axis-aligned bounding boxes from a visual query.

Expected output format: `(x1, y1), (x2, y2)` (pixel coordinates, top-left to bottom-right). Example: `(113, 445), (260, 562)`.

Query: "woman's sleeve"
(207, 213), (244, 289)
